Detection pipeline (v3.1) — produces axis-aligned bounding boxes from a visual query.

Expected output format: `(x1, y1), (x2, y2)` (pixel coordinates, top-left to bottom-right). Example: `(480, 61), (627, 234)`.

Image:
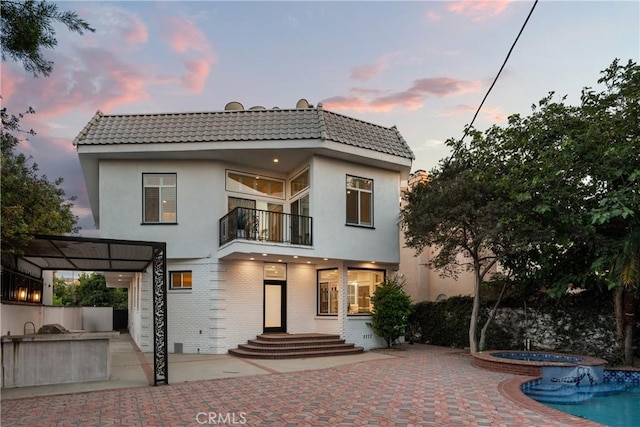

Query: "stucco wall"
(97, 154), (406, 354)
(311, 156), (401, 264)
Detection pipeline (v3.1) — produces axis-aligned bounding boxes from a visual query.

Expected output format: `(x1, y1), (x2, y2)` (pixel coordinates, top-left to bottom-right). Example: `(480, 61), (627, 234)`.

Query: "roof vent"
(249, 105), (265, 110)
(296, 98), (310, 109)
(225, 101), (244, 111)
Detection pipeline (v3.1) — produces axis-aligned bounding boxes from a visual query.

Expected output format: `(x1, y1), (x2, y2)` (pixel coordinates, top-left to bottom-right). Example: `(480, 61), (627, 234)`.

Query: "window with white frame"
(143, 173), (177, 223)
(291, 168), (309, 197)
(170, 271), (192, 289)
(318, 269), (339, 315)
(226, 170), (284, 199)
(347, 269), (384, 314)
(346, 175), (373, 226)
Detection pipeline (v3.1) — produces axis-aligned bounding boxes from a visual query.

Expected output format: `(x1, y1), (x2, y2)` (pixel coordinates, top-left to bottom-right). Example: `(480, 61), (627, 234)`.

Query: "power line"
(460, 0), (539, 143)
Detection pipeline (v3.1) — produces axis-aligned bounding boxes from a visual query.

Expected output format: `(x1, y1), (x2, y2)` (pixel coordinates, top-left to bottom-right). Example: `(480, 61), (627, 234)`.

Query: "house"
(74, 100), (414, 354)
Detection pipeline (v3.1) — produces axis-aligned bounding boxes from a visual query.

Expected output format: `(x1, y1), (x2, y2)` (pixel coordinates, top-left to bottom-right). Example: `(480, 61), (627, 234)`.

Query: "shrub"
(368, 276), (412, 348)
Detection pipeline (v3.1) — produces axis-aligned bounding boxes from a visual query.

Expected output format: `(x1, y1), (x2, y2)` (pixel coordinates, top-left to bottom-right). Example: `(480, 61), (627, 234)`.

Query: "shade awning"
(21, 235), (163, 272)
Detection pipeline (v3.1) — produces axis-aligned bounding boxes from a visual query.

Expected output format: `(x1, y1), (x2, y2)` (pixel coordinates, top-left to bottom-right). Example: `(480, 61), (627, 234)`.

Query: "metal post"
(152, 243), (169, 385)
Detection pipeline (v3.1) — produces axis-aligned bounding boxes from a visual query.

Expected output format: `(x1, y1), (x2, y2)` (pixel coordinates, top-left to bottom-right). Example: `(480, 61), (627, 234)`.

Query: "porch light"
(31, 290), (41, 303)
(17, 287), (28, 301)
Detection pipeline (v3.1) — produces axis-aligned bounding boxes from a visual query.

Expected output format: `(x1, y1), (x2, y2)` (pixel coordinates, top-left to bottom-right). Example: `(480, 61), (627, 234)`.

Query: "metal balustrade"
(220, 207), (313, 246)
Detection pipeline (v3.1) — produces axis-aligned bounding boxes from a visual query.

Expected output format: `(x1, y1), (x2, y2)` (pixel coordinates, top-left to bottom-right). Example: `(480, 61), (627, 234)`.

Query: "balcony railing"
(220, 207), (313, 246)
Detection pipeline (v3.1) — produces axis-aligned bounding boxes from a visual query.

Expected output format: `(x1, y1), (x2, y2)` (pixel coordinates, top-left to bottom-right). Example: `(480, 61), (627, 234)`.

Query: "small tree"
(76, 272), (127, 308)
(368, 276), (412, 348)
(52, 275), (76, 306)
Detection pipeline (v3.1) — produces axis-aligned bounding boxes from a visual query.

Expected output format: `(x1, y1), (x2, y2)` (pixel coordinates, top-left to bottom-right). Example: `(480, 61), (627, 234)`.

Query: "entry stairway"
(229, 333), (364, 359)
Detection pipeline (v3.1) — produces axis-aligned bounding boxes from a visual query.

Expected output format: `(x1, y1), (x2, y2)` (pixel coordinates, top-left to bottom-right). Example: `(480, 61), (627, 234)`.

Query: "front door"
(263, 280), (286, 333)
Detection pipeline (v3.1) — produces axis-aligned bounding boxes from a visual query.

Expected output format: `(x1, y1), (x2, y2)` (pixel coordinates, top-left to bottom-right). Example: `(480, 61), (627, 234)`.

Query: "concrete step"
(229, 346), (364, 359)
(229, 333), (364, 359)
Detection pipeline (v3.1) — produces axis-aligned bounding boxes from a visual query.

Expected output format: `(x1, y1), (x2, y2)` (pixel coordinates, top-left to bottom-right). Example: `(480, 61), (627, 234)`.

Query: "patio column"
(152, 243), (168, 385)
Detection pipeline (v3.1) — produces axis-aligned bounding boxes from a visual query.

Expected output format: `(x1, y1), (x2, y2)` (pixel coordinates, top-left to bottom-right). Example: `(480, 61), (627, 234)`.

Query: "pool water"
(546, 386), (640, 427)
(524, 374), (640, 427)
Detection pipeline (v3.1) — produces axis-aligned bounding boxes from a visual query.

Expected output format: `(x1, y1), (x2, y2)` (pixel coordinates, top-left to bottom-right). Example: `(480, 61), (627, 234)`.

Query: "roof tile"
(74, 107), (414, 160)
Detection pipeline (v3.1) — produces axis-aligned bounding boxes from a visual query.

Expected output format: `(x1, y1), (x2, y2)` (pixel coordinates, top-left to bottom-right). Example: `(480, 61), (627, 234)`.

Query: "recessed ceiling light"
(307, 261), (311, 264)
(262, 253), (267, 256)
(278, 259), (282, 262)
(250, 257), (255, 260)
(323, 258), (328, 261)
(371, 261), (376, 264)
(273, 158), (279, 163)
(293, 255), (299, 259)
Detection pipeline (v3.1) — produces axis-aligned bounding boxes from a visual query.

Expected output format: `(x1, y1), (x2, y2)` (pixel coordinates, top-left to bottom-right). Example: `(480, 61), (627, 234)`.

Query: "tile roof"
(73, 106), (415, 160)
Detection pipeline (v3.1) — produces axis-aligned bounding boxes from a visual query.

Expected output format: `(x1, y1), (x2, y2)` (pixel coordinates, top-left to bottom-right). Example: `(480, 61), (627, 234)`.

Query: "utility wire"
(460, 0), (539, 143)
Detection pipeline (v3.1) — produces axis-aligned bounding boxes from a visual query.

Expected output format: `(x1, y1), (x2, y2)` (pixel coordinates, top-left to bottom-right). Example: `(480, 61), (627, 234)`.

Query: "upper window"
(291, 168), (309, 197)
(226, 171), (284, 199)
(143, 174), (176, 223)
(170, 271), (192, 289)
(346, 175), (373, 226)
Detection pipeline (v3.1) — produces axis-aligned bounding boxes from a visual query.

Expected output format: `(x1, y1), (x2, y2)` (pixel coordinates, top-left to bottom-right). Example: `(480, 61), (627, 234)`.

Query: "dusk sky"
(2, 0), (638, 236)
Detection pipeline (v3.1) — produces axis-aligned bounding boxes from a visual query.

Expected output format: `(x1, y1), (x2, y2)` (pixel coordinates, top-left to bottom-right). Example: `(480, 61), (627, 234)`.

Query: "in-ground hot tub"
(472, 350), (607, 377)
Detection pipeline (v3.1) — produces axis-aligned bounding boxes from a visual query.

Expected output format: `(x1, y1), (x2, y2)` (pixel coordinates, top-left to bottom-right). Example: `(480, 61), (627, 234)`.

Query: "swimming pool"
(523, 370), (640, 427)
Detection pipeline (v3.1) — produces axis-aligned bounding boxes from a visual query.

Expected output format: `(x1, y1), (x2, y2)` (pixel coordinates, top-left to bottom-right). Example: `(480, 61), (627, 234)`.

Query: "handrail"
(220, 207), (312, 246)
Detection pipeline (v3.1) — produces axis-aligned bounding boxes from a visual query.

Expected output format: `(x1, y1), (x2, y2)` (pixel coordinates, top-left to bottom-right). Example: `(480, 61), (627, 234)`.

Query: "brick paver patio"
(1, 345), (601, 426)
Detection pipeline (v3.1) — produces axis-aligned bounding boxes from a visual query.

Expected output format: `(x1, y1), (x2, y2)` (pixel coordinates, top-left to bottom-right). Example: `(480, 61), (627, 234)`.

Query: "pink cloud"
(323, 76), (482, 113)
(124, 15), (149, 45)
(412, 77), (480, 97)
(164, 17), (216, 94)
(165, 17), (210, 54)
(182, 58), (212, 94)
(448, 0), (514, 20)
(0, 66), (25, 102)
(350, 53), (397, 82)
(3, 47), (153, 123)
(80, 6), (149, 50)
(426, 10), (442, 21)
(439, 104), (507, 123)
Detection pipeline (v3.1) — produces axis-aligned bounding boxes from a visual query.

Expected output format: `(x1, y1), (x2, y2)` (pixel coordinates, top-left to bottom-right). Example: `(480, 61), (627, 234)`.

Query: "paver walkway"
(1, 344), (600, 426)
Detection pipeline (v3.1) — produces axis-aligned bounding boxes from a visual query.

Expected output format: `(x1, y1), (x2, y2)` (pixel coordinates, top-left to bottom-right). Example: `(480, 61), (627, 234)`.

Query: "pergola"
(19, 234), (168, 385)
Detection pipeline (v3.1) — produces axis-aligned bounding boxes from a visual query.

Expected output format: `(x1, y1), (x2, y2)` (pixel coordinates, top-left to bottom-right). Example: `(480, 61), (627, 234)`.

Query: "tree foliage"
(52, 275), (76, 306)
(402, 59), (639, 363)
(0, 0), (91, 255)
(76, 273), (127, 309)
(1, 108), (78, 255)
(368, 276), (412, 348)
(1, 0), (94, 77)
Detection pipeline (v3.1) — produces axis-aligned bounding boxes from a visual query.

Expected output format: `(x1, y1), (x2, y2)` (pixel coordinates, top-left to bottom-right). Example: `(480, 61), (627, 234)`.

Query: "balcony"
(220, 207), (313, 247)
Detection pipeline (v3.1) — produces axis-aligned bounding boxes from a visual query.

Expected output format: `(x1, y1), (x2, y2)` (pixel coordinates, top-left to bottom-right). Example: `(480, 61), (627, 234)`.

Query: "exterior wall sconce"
(17, 287), (28, 301)
(31, 290), (41, 303)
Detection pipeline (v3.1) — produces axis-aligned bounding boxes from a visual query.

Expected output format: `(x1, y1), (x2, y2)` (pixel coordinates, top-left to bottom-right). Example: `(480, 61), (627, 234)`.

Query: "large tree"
(1, 0), (92, 255)
(401, 151), (509, 353)
(1, 0), (94, 77)
(1, 109), (77, 254)
(405, 59), (638, 363)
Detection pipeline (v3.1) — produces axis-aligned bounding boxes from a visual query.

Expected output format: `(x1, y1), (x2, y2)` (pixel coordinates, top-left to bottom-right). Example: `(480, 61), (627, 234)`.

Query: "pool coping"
(498, 376), (605, 427)
(472, 350), (607, 377)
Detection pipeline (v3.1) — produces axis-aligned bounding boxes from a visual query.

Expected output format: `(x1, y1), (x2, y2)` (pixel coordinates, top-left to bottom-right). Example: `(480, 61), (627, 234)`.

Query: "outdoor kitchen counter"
(1, 331), (120, 388)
